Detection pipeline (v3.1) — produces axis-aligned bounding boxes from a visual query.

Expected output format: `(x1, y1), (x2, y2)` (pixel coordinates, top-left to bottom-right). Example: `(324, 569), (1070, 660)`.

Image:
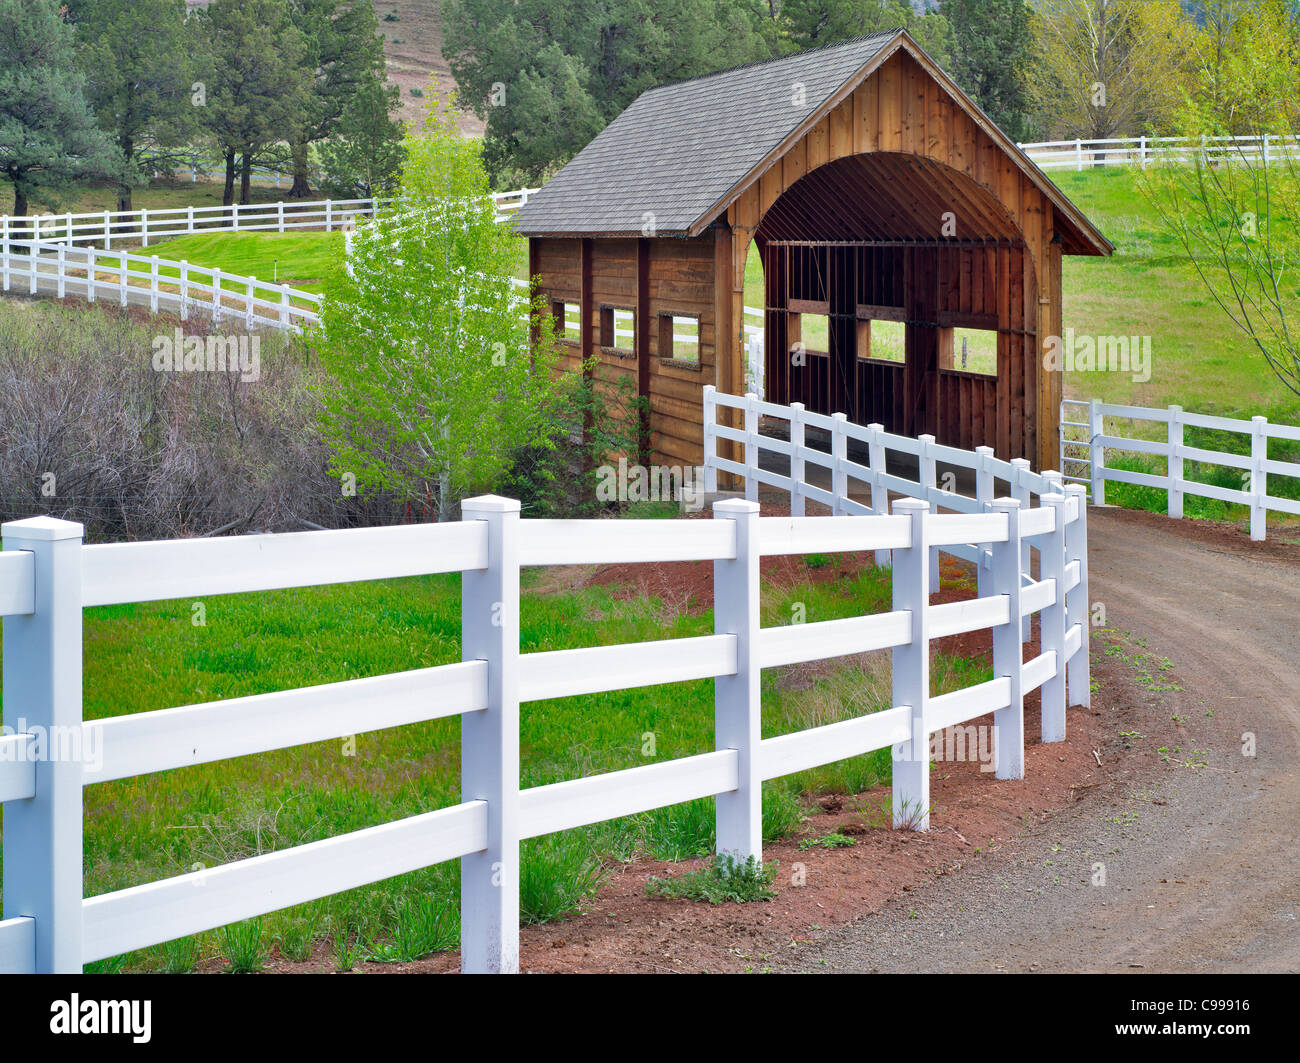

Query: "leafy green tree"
(285, 0), (396, 198)
(317, 75), (404, 196)
(66, 0), (198, 211)
(442, 0), (773, 185)
(197, 0), (311, 204)
(0, 0), (125, 215)
(943, 0), (1036, 141)
(1030, 0), (1190, 141)
(1177, 0), (1300, 136)
(313, 107), (566, 519)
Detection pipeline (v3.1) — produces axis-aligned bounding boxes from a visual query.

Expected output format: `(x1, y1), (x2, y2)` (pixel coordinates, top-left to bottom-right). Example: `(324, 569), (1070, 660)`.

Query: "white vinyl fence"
(0, 392), (1089, 975)
(1018, 133), (1300, 172)
(1060, 399), (1300, 541)
(0, 237), (321, 333)
(0, 189), (538, 250)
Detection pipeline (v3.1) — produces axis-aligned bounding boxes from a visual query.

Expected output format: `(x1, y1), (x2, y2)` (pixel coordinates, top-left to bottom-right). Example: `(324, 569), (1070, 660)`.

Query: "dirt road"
(786, 506), (1300, 973)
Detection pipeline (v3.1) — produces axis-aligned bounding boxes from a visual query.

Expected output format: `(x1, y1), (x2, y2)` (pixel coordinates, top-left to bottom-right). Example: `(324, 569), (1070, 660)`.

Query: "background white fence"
(0, 189), (537, 249)
(1060, 398), (1300, 541)
(1017, 133), (1300, 172)
(0, 236), (321, 333)
(0, 392), (1089, 975)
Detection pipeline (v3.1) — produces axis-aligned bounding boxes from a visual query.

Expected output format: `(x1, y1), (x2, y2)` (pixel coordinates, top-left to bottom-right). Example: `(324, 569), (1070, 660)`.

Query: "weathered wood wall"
(724, 49), (1065, 469)
(530, 234), (719, 470)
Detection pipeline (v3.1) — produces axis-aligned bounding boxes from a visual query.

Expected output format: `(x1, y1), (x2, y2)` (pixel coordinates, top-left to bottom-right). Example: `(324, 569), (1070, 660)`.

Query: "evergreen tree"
(943, 0), (1036, 140)
(197, 0), (311, 205)
(442, 0), (774, 185)
(67, 0), (198, 211)
(782, 0), (955, 66)
(0, 0), (124, 215)
(285, 0), (395, 198)
(317, 75), (404, 196)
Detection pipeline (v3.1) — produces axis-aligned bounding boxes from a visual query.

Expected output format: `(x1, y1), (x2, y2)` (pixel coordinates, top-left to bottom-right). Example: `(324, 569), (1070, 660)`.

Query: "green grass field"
(143, 232), (343, 294)
(0, 535), (987, 972)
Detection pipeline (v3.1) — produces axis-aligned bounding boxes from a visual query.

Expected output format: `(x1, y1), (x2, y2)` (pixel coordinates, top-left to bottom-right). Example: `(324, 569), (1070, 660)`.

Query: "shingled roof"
(512, 29), (1111, 256)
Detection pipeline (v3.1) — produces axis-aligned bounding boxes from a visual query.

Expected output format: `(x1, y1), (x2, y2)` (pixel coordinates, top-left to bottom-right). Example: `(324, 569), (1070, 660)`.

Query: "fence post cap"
(2, 515), (84, 541)
(832, 411), (847, 422)
(713, 498), (760, 516)
(990, 496), (1022, 511)
(460, 495), (521, 515)
(1064, 483), (1087, 495)
(867, 422), (884, 432)
(919, 433), (936, 444)
(702, 383), (715, 393)
(1043, 492), (1068, 505)
(1010, 457), (1031, 468)
(892, 497), (929, 513)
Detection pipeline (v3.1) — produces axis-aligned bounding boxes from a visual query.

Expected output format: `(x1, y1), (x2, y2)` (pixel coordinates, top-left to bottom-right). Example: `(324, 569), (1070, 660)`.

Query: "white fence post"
(325, 198), (333, 232)
(2, 516), (85, 973)
(891, 498), (930, 830)
(64, 211), (72, 244)
(232, 203), (239, 232)
(919, 434), (940, 593)
(743, 393), (758, 504)
(831, 412), (848, 516)
(55, 244), (65, 298)
(29, 240), (37, 295)
(459, 495), (521, 974)
(1140, 135), (1148, 169)
(1075, 138), (1083, 171)
(990, 498), (1025, 779)
(1168, 404), (1183, 518)
(277, 201), (285, 233)
(150, 256), (159, 312)
(212, 273), (221, 323)
(141, 208), (148, 248)
(975, 445), (995, 597)
(117, 251), (127, 307)
(713, 498), (762, 863)
(789, 402), (805, 517)
(280, 284), (291, 328)
(1251, 416), (1268, 541)
(85, 247), (95, 303)
(1040, 493), (1069, 742)
(187, 206), (195, 235)
(103, 210), (111, 249)
(702, 385), (718, 495)
(1011, 457), (1031, 640)
(1064, 484), (1091, 709)
(180, 261), (189, 320)
(867, 423), (888, 566)
(1, 217), (8, 291)
(246, 276), (256, 327)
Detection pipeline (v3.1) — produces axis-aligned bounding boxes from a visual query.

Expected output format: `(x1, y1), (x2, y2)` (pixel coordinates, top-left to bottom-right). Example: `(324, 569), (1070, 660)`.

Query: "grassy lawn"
(142, 232), (342, 293)
(0, 534), (988, 972)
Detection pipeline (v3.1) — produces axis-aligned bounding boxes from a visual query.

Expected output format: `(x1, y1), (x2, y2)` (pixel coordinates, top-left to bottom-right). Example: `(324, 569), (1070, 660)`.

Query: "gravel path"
(785, 505), (1300, 973)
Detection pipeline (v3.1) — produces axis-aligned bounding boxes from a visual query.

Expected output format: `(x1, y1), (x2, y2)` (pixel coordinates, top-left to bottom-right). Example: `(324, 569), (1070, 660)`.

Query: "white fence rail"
(1060, 398), (1300, 541)
(1018, 133), (1300, 172)
(0, 189), (538, 249)
(0, 236), (320, 333)
(0, 394), (1089, 975)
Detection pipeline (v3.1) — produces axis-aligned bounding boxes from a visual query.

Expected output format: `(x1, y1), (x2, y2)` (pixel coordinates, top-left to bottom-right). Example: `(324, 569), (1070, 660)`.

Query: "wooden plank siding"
(724, 50), (1058, 467)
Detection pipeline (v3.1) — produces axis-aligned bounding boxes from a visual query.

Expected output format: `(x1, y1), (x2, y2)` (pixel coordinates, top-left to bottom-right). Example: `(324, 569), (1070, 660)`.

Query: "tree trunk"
(240, 152), (252, 205)
(13, 185), (28, 217)
(223, 149), (236, 206)
(118, 135), (134, 212)
(289, 138), (312, 198)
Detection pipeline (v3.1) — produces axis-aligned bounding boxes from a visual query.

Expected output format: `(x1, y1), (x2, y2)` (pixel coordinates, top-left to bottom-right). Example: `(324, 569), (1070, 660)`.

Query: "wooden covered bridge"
(513, 29), (1112, 472)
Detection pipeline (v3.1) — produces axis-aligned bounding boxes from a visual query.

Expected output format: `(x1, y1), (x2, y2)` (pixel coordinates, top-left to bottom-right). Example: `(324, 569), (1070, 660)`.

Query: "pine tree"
(943, 0), (1035, 141)
(67, 0), (199, 211)
(317, 76), (404, 196)
(0, 0), (124, 215)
